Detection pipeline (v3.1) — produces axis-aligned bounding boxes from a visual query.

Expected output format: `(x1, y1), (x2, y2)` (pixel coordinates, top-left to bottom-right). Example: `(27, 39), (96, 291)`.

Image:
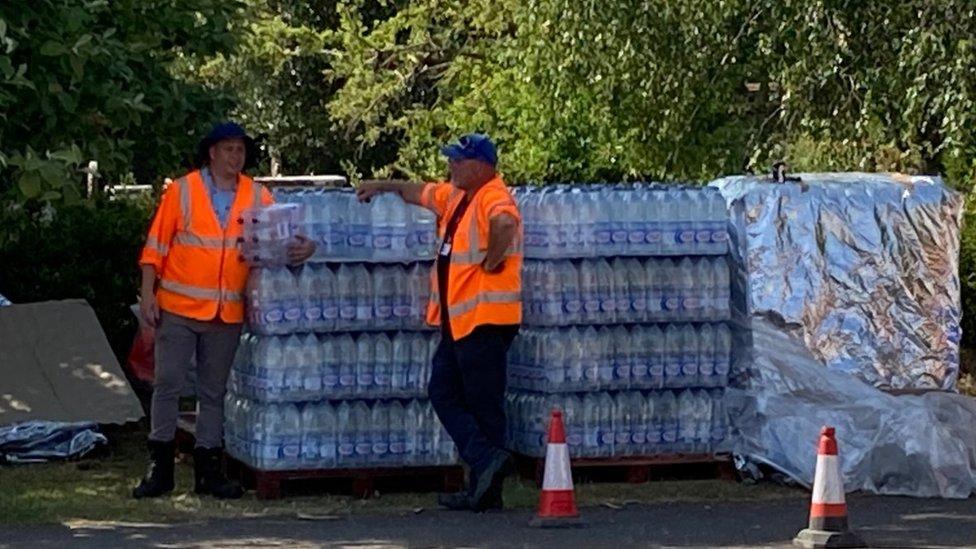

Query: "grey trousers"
(149, 311), (242, 449)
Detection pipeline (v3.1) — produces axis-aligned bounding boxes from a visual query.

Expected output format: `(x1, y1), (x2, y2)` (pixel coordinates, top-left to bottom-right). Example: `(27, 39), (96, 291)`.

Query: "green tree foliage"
(0, 0), (243, 203)
(328, 0), (976, 187)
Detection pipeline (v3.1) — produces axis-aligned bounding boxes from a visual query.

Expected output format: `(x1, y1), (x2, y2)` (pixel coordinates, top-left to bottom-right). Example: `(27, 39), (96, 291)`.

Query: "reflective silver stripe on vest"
(447, 290), (521, 319)
(449, 200), (486, 265)
(145, 236), (169, 256)
(176, 176), (192, 232)
(159, 279), (243, 302)
(173, 233), (238, 249)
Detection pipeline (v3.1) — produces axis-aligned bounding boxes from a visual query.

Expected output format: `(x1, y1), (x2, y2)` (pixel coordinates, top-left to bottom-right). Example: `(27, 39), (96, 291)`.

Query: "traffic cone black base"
(529, 515), (586, 529)
(793, 528), (866, 549)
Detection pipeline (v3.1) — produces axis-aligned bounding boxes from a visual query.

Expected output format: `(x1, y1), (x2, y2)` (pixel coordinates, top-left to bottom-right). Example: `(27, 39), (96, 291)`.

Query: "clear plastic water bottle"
(613, 392), (632, 456)
(595, 258), (616, 323)
(579, 260), (600, 324)
(676, 189), (697, 255)
(353, 401), (372, 466)
(661, 260), (681, 319)
(301, 402), (321, 468)
(246, 269), (279, 335)
(597, 391), (615, 457)
(253, 336), (284, 399)
(693, 191), (711, 256)
(664, 324), (682, 388)
(412, 205), (437, 259)
(370, 402), (390, 465)
(320, 335), (340, 391)
(565, 327), (585, 391)
(714, 324), (732, 386)
(647, 325), (665, 389)
(319, 402), (338, 468)
(281, 403), (303, 468)
(353, 264), (374, 328)
(337, 333), (357, 397)
(558, 260), (582, 325)
(609, 190), (629, 256)
(373, 265), (396, 330)
(625, 188), (647, 256)
(708, 192), (728, 254)
(282, 334), (304, 397)
(709, 388), (727, 448)
(647, 392), (663, 452)
(392, 265), (412, 329)
(582, 393), (600, 457)
(679, 324), (699, 388)
(713, 258), (731, 320)
(277, 269), (302, 334)
(389, 400), (407, 461)
(563, 394), (583, 455)
(408, 332), (428, 393)
(580, 327), (601, 390)
(612, 258), (631, 323)
(540, 261), (561, 323)
(336, 401), (355, 467)
(336, 264), (357, 331)
(631, 326), (650, 389)
(693, 389), (713, 453)
(391, 332), (411, 396)
(348, 197), (372, 261)
(659, 390), (679, 452)
(677, 257), (698, 321)
(697, 258), (716, 321)
(698, 323), (716, 387)
(409, 263), (430, 327)
(628, 391), (649, 455)
(659, 189), (678, 256)
(644, 189), (664, 255)
(677, 390), (697, 453)
(373, 332), (393, 395)
(300, 333), (322, 397)
(319, 265), (338, 332)
(355, 333), (375, 396)
(625, 258), (647, 323)
(611, 326), (632, 390)
(405, 399), (424, 465)
(645, 259), (664, 321)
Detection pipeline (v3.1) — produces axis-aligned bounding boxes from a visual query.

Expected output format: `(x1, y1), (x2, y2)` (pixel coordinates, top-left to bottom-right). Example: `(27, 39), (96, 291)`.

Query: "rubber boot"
(193, 447), (244, 499)
(132, 439), (175, 499)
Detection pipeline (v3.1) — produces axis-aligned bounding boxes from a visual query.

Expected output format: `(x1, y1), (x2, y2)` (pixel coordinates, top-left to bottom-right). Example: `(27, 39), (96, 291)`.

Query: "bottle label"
(628, 230), (645, 244)
(695, 230), (712, 243)
(264, 309), (283, 323)
(564, 299), (583, 314)
(284, 307), (302, 322)
(374, 234), (392, 249)
(304, 307), (322, 321)
(322, 305), (339, 320)
(645, 230), (662, 244)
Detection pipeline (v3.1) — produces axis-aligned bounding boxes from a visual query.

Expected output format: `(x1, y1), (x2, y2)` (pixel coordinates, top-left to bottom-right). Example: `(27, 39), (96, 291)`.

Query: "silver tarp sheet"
(713, 173), (975, 498)
(713, 173), (962, 390)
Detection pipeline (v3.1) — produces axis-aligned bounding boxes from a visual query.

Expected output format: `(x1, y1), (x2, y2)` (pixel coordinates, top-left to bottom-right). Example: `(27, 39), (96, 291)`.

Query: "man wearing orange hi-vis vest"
(134, 122), (315, 499)
(357, 134), (522, 512)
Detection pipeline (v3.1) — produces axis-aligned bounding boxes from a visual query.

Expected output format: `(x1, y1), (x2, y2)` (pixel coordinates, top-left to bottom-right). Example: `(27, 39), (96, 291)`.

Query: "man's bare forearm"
(483, 213), (518, 271)
(361, 179), (426, 206)
(141, 265), (157, 296)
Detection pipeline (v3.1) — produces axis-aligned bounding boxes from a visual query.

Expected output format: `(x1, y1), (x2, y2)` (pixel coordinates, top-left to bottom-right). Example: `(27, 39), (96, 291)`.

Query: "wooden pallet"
(225, 455), (465, 500)
(514, 452), (734, 486)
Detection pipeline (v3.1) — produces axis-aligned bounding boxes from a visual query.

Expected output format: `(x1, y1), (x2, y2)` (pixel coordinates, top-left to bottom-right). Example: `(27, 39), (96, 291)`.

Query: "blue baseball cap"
(440, 133), (497, 167)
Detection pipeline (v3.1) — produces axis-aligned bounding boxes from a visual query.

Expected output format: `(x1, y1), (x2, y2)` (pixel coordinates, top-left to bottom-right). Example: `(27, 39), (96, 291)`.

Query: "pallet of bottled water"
(512, 184), (728, 259)
(246, 263), (433, 336)
(274, 188), (438, 263)
(224, 396), (458, 471)
(508, 324), (731, 393)
(240, 203), (305, 267)
(522, 257), (730, 326)
(506, 389), (727, 458)
(229, 331), (439, 402)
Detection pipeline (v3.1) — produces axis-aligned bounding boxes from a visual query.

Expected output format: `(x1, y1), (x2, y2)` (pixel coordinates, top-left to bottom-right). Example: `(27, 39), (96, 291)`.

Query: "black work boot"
(132, 439), (175, 499)
(471, 450), (513, 512)
(193, 447), (244, 499)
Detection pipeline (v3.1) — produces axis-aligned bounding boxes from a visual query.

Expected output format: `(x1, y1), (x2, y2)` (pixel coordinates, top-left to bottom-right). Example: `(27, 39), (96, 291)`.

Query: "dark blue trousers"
(428, 324), (519, 477)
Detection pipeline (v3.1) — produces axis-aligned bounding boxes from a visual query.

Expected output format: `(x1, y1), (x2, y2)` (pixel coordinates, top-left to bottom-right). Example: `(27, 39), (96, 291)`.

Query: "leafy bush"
(0, 197), (152, 360)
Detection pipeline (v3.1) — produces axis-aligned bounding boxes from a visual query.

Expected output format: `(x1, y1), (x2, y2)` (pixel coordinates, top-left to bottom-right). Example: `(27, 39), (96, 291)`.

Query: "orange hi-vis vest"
(140, 169), (273, 323)
(420, 176), (523, 339)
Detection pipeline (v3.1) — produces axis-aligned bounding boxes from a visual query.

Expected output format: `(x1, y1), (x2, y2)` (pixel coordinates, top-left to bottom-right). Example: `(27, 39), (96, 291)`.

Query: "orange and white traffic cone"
(529, 409), (584, 528)
(793, 426), (866, 548)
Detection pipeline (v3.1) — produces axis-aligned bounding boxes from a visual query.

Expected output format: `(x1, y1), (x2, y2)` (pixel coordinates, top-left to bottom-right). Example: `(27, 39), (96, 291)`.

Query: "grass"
(0, 426), (800, 526)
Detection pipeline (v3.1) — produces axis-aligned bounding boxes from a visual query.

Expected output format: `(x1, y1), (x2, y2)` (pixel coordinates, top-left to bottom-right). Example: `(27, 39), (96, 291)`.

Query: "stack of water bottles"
(224, 187), (457, 471)
(507, 184), (733, 459)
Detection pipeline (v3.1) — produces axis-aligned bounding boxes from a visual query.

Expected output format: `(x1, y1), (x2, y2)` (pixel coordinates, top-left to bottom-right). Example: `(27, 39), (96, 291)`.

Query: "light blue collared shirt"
(200, 167), (236, 229)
